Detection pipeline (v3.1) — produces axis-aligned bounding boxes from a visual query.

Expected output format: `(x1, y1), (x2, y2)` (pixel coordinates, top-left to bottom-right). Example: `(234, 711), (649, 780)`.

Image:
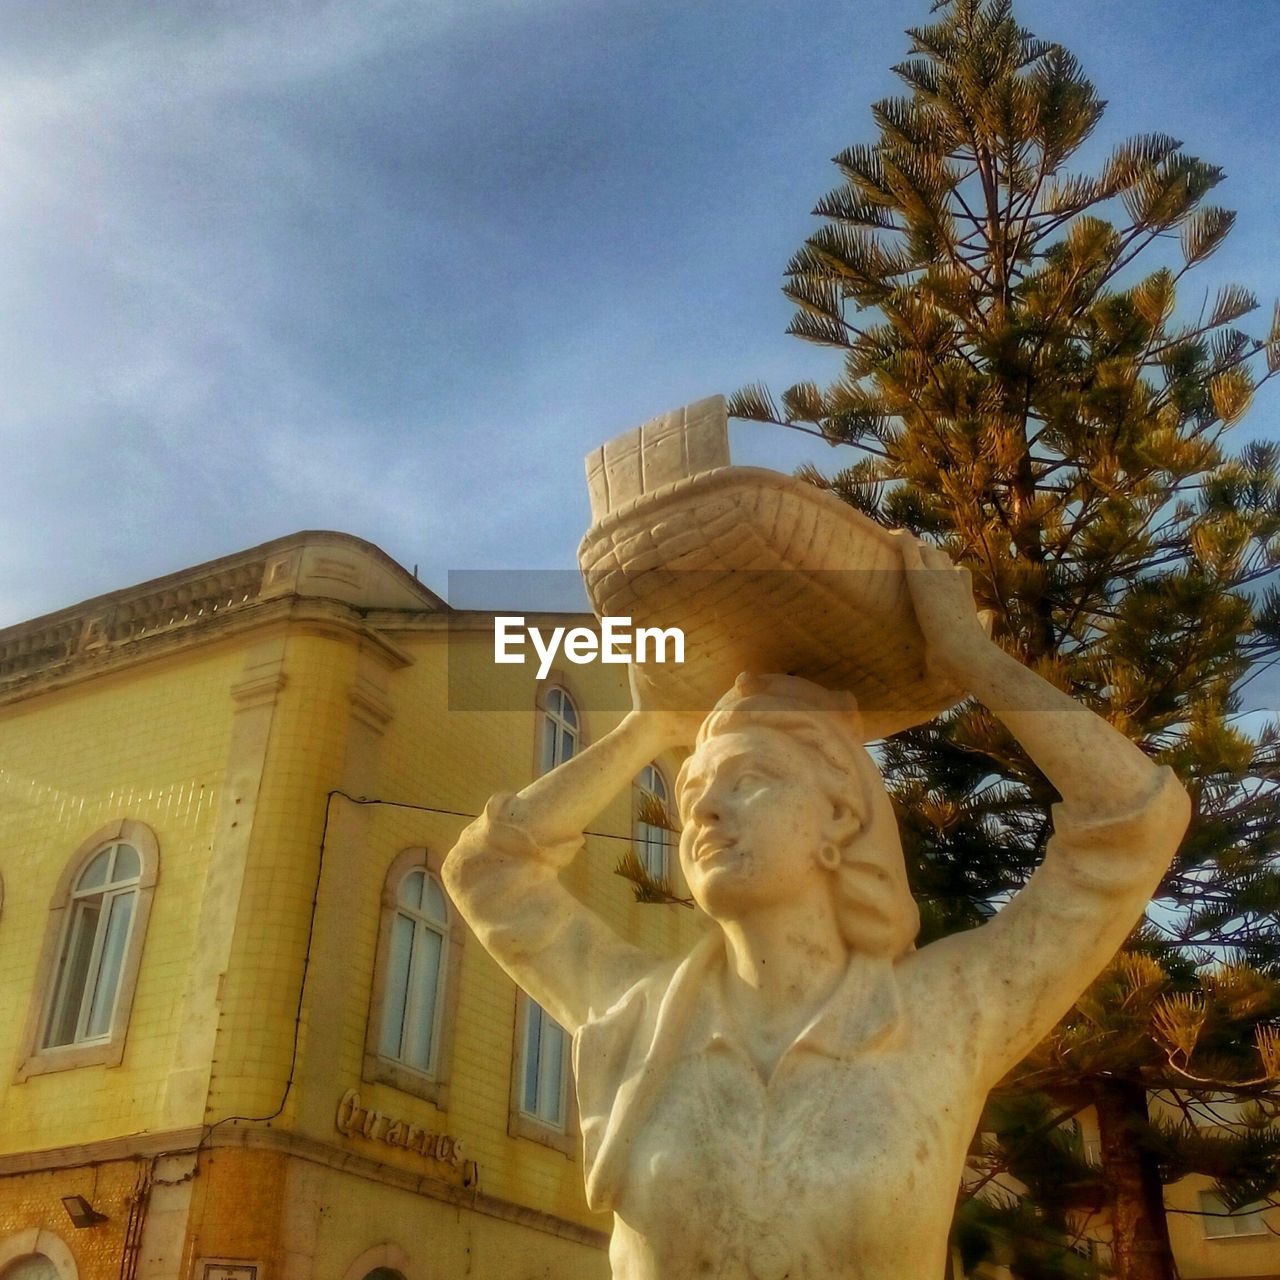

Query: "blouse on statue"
(442, 766), (1190, 1280)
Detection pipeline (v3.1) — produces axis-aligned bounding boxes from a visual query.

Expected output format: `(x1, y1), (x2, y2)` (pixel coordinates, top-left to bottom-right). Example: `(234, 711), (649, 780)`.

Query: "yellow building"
(0, 531), (701, 1280)
(957, 1071), (1280, 1279)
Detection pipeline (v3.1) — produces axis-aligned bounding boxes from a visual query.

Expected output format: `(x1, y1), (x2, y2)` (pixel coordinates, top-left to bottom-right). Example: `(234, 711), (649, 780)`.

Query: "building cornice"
(0, 532), (436, 705)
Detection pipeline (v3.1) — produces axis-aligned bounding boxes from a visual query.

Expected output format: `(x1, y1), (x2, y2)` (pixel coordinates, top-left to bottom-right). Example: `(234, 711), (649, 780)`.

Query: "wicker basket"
(578, 450), (960, 741)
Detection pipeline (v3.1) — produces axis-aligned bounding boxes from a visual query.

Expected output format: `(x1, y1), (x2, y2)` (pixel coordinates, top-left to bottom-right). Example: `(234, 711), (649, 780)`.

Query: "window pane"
(1237, 1207), (1267, 1235)
(538, 1016), (566, 1126)
(635, 765), (669, 878)
(560, 695), (578, 729)
(111, 843), (141, 883)
(404, 926), (443, 1071)
(399, 869), (425, 911)
(77, 849), (111, 892)
(560, 726), (576, 764)
(1201, 1190), (1267, 1237)
(423, 875), (448, 925)
(85, 890), (135, 1038)
(541, 715), (558, 773)
(639, 823), (666, 878)
(379, 912), (415, 1060)
(522, 1002), (543, 1114)
(45, 901), (101, 1046)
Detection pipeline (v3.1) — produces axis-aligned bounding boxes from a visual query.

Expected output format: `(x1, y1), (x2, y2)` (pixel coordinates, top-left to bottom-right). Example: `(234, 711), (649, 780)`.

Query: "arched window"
(44, 841), (141, 1048)
(364, 848), (463, 1106)
(0, 1224), (80, 1276)
(339, 1244), (412, 1280)
(19, 820), (158, 1079)
(379, 868), (449, 1075)
(539, 685), (579, 773)
(634, 763), (672, 880)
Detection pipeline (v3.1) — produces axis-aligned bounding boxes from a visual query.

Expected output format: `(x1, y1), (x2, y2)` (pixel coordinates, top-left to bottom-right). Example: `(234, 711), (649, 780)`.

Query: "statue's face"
(677, 729), (836, 921)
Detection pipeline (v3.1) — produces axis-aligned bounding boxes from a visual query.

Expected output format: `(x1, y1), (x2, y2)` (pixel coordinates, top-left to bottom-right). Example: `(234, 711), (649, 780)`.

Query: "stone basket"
(578, 396), (961, 740)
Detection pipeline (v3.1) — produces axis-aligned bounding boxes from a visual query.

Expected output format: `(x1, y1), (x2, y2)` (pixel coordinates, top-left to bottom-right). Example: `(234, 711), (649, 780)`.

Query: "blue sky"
(2, 0), (1277, 643)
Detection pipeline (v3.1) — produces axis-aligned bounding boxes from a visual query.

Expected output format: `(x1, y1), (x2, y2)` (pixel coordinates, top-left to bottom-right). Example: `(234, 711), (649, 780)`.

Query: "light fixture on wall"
(61, 1194), (107, 1228)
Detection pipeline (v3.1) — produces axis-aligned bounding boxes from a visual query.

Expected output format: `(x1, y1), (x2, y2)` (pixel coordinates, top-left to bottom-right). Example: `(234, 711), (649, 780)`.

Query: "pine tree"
(729, 2), (1280, 1276)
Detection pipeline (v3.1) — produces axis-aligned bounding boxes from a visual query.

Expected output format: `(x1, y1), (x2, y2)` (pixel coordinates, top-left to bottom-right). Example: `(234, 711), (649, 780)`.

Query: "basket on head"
(578, 396), (960, 741)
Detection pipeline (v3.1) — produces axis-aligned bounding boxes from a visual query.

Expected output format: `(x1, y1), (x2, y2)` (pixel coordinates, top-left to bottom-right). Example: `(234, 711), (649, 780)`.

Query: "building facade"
(0, 531), (699, 1279)
(961, 1102), (1280, 1280)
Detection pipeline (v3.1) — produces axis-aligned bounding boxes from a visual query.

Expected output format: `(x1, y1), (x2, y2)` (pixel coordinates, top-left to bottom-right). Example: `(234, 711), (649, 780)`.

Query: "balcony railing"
(0, 557), (268, 688)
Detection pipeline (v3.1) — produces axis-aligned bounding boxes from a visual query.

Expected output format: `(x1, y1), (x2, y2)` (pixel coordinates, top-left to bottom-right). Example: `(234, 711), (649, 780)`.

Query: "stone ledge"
(0, 530), (443, 694)
(0, 1123), (610, 1250)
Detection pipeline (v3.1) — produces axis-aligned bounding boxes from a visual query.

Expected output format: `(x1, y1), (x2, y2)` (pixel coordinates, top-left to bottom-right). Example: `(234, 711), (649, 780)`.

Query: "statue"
(442, 400), (1190, 1280)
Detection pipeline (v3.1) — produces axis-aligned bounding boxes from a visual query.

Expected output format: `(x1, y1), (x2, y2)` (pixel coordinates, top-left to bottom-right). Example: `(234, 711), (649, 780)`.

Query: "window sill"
(508, 1108), (576, 1157)
(17, 1036), (125, 1081)
(362, 1053), (449, 1110)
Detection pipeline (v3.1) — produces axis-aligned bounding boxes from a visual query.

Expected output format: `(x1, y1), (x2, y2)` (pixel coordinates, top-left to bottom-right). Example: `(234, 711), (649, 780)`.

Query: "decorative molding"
(0, 531), (441, 702)
(228, 671), (288, 707)
(0, 598), (413, 710)
(260, 551), (301, 597)
(367, 610), (596, 634)
(15, 819), (161, 1082)
(0, 1227), (79, 1278)
(79, 615), (108, 651)
(0, 1126), (607, 1251)
(348, 672), (395, 733)
(340, 1243), (414, 1280)
(220, 1126), (605, 1248)
(0, 1127), (205, 1176)
(308, 554), (364, 589)
(230, 652), (288, 709)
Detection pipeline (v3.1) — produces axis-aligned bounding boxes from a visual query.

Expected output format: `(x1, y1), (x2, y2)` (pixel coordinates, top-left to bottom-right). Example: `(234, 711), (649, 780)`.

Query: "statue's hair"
(675, 673), (920, 959)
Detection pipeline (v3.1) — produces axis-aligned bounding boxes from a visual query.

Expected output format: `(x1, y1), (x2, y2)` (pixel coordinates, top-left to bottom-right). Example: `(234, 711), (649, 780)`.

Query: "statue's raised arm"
(897, 536), (1191, 1084)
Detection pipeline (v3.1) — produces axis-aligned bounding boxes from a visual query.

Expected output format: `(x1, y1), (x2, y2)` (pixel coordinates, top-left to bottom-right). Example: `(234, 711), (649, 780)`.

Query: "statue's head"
(674, 673), (919, 959)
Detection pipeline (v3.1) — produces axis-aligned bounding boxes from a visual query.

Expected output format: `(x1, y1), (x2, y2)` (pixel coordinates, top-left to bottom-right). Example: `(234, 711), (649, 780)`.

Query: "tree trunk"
(1094, 1081), (1177, 1280)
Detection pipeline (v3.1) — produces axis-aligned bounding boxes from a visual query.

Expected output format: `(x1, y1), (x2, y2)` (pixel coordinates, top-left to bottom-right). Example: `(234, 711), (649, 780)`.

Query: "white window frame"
(0, 1228), (79, 1278)
(634, 762), (672, 880)
(18, 819), (159, 1080)
(379, 868), (449, 1074)
(519, 998), (568, 1128)
(44, 839), (142, 1049)
(1200, 1190), (1270, 1238)
(363, 847), (463, 1107)
(538, 684), (580, 773)
(508, 992), (576, 1155)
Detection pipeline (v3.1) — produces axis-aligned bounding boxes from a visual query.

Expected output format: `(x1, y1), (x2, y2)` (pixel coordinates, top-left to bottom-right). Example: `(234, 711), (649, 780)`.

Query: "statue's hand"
(900, 536), (996, 685)
(628, 664), (704, 748)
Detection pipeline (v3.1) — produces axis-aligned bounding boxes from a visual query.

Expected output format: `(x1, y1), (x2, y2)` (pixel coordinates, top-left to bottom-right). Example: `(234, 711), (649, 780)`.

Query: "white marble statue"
(443, 535), (1189, 1280)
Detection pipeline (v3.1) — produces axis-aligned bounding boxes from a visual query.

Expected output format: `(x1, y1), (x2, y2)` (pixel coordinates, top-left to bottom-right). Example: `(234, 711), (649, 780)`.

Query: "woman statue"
(443, 538), (1190, 1280)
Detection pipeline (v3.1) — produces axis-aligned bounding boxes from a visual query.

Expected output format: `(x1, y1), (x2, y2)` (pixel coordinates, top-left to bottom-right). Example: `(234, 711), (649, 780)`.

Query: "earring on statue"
(818, 843), (840, 871)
